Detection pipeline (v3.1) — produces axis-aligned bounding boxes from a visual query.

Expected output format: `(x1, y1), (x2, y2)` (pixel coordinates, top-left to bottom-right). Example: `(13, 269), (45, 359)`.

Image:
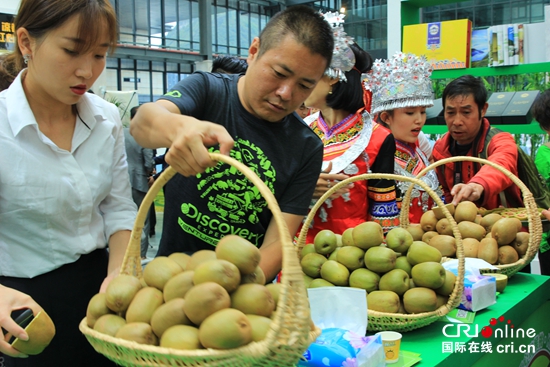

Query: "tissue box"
(442, 259), (497, 312)
(457, 273), (496, 312)
(298, 329), (385, 367)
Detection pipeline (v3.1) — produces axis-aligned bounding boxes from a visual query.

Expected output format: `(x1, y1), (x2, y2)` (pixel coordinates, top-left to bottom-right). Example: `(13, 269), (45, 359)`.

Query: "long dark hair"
(531, 90), (550, 132)
(0, 0), (117, 91)
(326, 42), (374, 114)
(212, 56), (248, 74)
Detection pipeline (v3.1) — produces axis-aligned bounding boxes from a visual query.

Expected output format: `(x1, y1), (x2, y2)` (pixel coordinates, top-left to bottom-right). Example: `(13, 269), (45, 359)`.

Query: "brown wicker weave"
(80, 153), (320, 367)
(296, 173), (465, 333)
(409, 156), (542, 277)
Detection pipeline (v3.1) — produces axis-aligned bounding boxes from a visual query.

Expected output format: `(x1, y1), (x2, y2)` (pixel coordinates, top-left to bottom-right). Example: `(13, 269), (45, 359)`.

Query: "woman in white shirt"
(0, 0), (136, 365)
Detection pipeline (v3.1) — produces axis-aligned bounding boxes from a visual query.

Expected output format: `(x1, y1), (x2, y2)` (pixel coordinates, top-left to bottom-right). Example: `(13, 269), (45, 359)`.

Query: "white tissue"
(307, 287), (368, 334)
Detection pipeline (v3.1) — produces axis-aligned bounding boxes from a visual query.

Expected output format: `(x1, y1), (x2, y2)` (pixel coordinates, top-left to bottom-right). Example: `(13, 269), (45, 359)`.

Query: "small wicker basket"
(80, 153), (320, 367)
(410, 156), (542, 277)
(296, 173), (465, 333)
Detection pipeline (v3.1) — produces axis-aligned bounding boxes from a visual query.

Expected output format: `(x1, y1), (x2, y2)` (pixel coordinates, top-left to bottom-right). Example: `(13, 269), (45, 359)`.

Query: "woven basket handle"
(297, 173), (462, 246)
(406, 155), (542, 273)
(404, 156), (531, 207)
(296, 172), (465, 310)
(119, 153), (314, 349)
(119, 153), (293, 279)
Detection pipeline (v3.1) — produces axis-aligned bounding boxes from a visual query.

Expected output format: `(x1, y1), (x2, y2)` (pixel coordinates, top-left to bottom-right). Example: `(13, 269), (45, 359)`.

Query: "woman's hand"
(0, 285), (43, 358)
(312, 162), (353, 200)
(99, 266), (121, 293)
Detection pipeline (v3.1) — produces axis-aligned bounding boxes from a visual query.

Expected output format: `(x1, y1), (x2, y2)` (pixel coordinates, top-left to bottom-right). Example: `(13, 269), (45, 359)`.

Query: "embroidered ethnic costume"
(365, 52), (443, 223)
(394, 140), (443, 223)
(304, 111), (399, 242)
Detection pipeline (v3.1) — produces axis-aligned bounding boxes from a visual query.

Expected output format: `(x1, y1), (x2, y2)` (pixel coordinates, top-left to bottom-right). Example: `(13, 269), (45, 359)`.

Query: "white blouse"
(0, 71), (137, 278)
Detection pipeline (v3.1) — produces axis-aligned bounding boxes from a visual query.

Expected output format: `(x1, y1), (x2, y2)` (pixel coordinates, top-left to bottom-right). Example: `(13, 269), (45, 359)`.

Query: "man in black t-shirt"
(130, 6), (334, 281)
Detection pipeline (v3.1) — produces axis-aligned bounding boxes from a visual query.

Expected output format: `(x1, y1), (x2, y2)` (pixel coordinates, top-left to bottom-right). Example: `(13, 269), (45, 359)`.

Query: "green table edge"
(395, 273), (550, 366)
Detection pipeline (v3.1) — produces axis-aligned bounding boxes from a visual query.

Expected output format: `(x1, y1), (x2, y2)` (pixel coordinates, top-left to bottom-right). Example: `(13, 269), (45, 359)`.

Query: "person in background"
(148, 154), (157, 237)
(432, 75), (522, 208)
(301, 12), (399, 241)
(529, 89), (550, 276)
(130, 5), (334, 282)
(0, 54), (16, 91)
(125, 105), (154, 260)
(0, 0), (136, 365)
(366, 52), (443, 223)
(296, 102), (310, 119)
(211, 55), (248, 74)
(152, 151), (168, 179)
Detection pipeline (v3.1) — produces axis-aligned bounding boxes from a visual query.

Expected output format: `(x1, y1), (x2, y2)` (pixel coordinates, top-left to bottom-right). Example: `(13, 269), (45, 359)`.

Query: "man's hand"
(130, 101), (234, 177)
(165, 120), (234, 177)
(312, 162), (353, 200)
(450, 182), (484, 205)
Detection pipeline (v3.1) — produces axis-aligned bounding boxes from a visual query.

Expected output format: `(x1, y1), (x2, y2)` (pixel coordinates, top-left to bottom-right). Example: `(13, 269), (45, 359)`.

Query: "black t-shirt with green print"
(157, 71), (323, 255)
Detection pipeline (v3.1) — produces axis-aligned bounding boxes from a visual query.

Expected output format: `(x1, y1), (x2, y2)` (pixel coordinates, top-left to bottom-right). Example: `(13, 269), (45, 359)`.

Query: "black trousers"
(0, 249), (118, 367)
(149, 203), (157, 236)
(539, 249), (550, 276)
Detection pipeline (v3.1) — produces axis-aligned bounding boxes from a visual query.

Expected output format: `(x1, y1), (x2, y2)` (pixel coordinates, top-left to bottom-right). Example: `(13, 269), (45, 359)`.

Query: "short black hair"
(258, 5), (333, 70)
(442, 75), (487, 119)
(212, 56), (248, 74)
(531, 89), (550, 132)
(130, 105), (139, 119)
(326, 43), (374, 113)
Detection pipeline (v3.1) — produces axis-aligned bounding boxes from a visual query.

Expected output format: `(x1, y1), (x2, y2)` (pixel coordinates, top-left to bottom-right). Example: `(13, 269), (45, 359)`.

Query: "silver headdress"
(365, 52), (434, 114)
(322, 11), (355, 83)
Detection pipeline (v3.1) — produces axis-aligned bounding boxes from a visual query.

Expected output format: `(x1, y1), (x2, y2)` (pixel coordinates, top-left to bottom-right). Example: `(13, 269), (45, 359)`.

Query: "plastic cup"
(375, 331), (402, 364)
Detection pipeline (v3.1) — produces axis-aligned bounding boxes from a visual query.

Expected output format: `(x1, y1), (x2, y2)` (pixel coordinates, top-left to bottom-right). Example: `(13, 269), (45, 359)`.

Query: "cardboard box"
(426, 98), (443, 125)
(485, 91), (515, 124)
(501, 90), (540, 124)
(403, 19), (472, 70)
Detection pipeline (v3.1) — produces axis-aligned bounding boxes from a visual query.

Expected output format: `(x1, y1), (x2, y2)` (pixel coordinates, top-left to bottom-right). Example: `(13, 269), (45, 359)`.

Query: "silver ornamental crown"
(322, 11), (355, 82)
(365, 52), (434, 114)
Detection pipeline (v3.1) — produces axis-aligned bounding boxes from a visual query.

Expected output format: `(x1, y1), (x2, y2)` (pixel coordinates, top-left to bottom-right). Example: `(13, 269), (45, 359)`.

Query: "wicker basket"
(296, 173), (465, 333)
(409, 156), (542, 277)
(80, 153), (320, 367)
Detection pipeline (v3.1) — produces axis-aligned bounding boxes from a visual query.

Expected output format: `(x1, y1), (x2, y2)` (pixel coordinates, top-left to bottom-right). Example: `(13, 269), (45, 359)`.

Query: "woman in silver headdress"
(366, 52), (444, 223)
(299, 12), (400, 242)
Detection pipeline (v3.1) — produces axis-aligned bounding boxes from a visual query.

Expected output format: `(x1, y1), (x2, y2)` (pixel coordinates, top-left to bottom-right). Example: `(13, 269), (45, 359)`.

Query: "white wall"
(387, 0), (402, 58)
(0, 0), (20, 15)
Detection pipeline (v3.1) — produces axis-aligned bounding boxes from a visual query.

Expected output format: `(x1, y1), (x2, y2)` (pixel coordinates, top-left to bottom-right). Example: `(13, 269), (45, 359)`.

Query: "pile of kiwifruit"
(86, 235), (282, 350)
(300, 223), (457, 315)
(419, 201), (529, 265)
(478, 206), (546, 221)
